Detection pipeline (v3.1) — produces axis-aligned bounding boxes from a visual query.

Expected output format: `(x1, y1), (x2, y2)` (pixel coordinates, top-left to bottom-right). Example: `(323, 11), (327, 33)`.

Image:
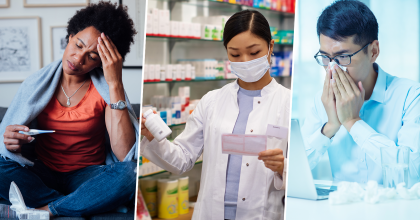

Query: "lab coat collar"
(231, 78), (279, 96)
(369, 63), (386, 103)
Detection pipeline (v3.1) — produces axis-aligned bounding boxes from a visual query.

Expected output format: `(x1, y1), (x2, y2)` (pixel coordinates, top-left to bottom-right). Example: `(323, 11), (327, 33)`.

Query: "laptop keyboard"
(316, 188), (334, 196)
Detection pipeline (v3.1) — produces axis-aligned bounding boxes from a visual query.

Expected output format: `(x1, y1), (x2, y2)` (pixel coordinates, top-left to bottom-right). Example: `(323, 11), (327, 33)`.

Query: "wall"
(0, 0), (143, 107)
(370, 0), (419, 82)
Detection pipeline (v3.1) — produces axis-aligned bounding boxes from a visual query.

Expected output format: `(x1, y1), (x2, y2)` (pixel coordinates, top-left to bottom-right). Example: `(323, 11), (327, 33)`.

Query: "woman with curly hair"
(0, 1), (139, 217)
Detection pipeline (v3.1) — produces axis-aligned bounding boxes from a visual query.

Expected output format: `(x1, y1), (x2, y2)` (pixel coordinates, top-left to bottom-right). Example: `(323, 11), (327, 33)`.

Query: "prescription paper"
(266, 124), (288, 139)
(221, 134), (267, 156)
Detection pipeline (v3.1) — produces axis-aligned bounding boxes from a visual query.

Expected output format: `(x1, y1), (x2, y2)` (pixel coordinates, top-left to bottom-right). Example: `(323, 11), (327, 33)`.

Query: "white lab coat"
(141, 79), (290, 220)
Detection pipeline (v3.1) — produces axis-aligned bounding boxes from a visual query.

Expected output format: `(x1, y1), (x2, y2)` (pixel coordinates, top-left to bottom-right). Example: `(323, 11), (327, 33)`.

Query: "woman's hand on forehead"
(97, 33), (123, 86)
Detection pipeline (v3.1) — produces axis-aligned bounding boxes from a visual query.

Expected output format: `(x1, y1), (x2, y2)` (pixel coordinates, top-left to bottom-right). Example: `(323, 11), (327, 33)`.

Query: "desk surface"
(286, 198), (420, 220)
(287, 179), (420, 220)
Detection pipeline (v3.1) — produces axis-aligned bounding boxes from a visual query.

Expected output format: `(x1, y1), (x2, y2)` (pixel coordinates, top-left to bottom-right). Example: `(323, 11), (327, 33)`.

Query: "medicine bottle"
(144, 109), (172, 142)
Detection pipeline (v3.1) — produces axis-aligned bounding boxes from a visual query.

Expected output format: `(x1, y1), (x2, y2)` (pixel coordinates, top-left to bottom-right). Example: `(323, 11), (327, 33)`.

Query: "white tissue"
(329, 182), (365, 205)
(9, 182), (49, 220)
(9, 183), (25, 214)
(329, 180), (420, 205)
(409, 182), (420, 198)
(329, 61), (347, 72)
(364, 181), (396, 204)
(396, 182), (420, 200)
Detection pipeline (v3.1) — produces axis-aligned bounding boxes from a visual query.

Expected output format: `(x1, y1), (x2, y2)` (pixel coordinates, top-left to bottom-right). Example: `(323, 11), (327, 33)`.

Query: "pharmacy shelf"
(146, 35), (294, 46)
(151, 0), (295, 15)
(142, 0), (294, 146)
(146, 35), (221, 42)
(169, 123), (186, 128)
(209, 0), (295, 15)
(144, 78), (236, 84)
(139, 160), (203, 179)
(143, 76), (290, 85)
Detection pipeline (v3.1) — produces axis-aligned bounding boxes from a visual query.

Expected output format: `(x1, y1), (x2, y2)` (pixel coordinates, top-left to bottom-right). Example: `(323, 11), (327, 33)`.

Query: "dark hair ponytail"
(223, 10), (272, 49)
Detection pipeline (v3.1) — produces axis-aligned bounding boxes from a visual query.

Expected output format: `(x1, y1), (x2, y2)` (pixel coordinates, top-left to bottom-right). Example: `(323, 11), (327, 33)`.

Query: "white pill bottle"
(143, 109), (172, 142)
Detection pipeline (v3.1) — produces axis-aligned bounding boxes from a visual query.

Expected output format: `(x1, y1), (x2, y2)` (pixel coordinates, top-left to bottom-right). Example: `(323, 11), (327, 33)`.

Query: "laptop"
(287, 119), (335, 200)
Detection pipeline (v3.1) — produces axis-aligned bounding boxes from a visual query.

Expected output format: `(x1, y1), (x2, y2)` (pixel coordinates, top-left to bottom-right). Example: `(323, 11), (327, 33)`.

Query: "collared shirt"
(141, 78), (289, 220)
(302, 63), (420, 187)
(224, 87), (262, 220)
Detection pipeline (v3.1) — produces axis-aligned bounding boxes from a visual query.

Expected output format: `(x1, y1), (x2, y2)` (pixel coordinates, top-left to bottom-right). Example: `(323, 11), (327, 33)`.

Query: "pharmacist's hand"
(97, 33), (123, 87)
(141, 110), (157, 142)
(258, 148), (284, 175)
(331, 64), (365, 131)
(321, 66), (341, 138)
(3, 125), (34, 153)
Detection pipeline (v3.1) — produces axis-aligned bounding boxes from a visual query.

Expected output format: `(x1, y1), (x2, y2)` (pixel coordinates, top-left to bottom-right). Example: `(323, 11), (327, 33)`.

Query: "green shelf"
(169, 123), (186, 128)
(139, 160), (203, 179)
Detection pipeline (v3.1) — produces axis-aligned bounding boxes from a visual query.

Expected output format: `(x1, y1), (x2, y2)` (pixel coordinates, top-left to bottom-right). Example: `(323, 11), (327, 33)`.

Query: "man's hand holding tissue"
(330, 64), (365, 131)
(321, 65), (341, 138)
(258, 148), (284, 176)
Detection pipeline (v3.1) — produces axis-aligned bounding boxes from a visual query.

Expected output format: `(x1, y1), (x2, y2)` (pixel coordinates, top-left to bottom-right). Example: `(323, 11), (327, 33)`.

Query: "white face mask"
(229, 45), (271, 83)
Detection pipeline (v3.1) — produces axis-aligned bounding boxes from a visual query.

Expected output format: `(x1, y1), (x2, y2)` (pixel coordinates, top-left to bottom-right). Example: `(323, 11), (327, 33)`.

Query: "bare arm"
(98, 32), (136, 161)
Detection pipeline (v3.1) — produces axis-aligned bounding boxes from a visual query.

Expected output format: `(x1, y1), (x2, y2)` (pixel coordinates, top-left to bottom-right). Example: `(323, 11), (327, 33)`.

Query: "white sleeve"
(274, 158), (287, 190)
(140, 94), (209, 175)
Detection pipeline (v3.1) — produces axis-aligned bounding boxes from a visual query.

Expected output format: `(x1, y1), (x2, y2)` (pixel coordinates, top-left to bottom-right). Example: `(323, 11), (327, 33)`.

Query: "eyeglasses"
(314, 42), (371, 66)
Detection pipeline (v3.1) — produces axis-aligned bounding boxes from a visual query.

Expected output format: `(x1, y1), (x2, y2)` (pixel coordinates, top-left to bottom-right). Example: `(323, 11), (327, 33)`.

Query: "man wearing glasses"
(301, 0), (420, 186)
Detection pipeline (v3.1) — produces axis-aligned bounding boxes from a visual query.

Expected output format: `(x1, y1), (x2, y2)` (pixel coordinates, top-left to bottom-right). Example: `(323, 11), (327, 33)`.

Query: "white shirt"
(141, 79), (290, 220)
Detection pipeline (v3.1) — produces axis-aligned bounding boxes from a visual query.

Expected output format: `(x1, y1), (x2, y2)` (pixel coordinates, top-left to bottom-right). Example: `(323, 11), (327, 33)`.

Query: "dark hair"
(223, 10), (272, 49)
(66, 1), (137, 61)
(317, 0), (378, 53)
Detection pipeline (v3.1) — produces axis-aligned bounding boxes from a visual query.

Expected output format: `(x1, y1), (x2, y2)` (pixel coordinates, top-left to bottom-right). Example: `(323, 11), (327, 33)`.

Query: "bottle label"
(160, 111), (167, 124)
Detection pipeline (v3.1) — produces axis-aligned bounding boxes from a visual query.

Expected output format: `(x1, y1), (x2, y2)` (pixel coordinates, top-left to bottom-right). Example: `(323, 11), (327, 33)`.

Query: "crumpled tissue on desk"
(329, 181), (420, 205)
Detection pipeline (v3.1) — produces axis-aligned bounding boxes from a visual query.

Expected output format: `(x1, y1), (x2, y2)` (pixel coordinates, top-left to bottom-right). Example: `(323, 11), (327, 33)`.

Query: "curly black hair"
(66, 1), (137, 61)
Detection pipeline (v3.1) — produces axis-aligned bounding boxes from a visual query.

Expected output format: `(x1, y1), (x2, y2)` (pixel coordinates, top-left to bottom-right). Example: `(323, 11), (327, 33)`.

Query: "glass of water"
(380, 146), (410, 188)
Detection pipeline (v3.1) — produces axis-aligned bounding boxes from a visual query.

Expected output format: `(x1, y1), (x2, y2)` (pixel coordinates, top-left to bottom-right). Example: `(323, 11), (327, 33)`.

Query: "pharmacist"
(141, 10), (289, 220)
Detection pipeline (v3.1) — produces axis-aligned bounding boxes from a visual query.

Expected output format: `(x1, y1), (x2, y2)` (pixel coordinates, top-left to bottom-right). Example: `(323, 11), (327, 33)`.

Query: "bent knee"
(109, 162), (136, 200)
(114, 161), (137, 186)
